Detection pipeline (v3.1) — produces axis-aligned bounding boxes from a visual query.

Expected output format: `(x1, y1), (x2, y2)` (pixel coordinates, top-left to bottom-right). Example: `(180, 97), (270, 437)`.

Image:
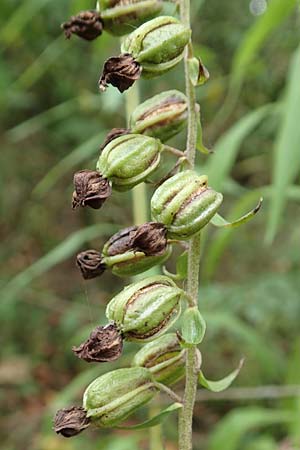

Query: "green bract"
(121, 16), (191, 77)
(151, 170), (223, 239)
(130, 90), (188, 142)
(97, 134), (163, 191)
(97, 0), (162, 36)
(106, 276), (183, 342)
(133, 333), (186, 385)
(83, 367), (157, 427)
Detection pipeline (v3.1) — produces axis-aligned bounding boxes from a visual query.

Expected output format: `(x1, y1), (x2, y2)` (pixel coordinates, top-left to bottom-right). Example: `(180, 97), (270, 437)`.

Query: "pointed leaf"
(188, 57), (209, 87)
(181, 307), (206, 346)
(199, 359), (244, 392)
(116, 403), (182, 430)
(196, 111), (211, 155)
(211, 198), (263, 228)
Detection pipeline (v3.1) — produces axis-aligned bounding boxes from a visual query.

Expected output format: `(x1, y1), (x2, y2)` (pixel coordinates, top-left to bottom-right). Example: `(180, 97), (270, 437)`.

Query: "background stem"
(178, 1), (202, 449)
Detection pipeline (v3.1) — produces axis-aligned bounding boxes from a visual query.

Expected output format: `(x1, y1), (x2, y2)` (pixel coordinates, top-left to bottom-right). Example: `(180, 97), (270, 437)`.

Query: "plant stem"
(178, 1), (202, 449)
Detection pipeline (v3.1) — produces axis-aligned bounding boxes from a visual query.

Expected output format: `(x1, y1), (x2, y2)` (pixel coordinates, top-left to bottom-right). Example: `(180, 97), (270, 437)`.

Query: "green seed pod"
(121, 16), (191, 78)
(130, 90), (188, 142)
(99, 17), (191, 92)
(83, 367), (157, 427)
(97, 134), (163, 191)
(102, 222), (172, 277)
(133, 333), (186, 385)
(97, 0), (163, 36)
(151, 170), (223, 239)
(106, 276), (183, 342)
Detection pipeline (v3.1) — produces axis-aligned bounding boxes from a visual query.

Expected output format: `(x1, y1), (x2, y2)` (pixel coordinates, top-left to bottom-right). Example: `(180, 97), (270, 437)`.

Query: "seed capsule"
(97, 134), (163, 191)
(130, 90), (188, 142)
(133, 333), (186, 385)
(106, 276), (183, 342)
(83, 367), (157, 427)
(102, 222), (171, 277)
(151, 170), (223, 239)
(99, 16), (191, 92)
(97, 0), (163, 36)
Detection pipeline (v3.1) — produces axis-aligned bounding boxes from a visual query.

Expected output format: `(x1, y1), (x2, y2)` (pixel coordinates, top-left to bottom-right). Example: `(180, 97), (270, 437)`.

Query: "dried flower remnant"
(100, 127), (131, 151)
(98, 54), (142, 93)
(72, 170), (112, 210)
(61, 10), (103, 41)
(73, 324), (123, 363)
(106, 222), (167, 257)
(76, 250), (106, 279)
(54, 406), (90, 438)
(132, 222), (167, 255)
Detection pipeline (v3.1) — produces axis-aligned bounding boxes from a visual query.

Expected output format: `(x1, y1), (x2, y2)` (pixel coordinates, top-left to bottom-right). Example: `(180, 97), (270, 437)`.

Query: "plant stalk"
(178, 1), (202, 449)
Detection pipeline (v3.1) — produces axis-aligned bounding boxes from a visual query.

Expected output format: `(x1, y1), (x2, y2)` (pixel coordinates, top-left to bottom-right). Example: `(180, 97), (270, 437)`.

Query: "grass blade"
(0, 223), (119, 310)
(266, 45), (300, 243)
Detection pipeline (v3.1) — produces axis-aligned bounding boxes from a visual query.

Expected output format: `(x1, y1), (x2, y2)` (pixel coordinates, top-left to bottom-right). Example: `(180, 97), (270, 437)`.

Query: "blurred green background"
(1, 0), (300, 449)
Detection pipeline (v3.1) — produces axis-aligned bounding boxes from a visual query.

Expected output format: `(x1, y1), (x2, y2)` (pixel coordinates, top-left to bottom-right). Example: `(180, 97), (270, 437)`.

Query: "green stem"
(178, 1), (202, 449)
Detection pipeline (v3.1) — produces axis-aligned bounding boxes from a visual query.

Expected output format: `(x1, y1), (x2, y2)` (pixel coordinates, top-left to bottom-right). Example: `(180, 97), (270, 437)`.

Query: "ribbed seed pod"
(151, 170), (223, 239)
(106, 276), (183, 342)
(97, 0), (163, 36)
(133, 333), (186, 385)
(97, 134), (163, 191)
(130, 90), (188, 142)
(83, 367), (157, 427)
(121, 16), (191, 78)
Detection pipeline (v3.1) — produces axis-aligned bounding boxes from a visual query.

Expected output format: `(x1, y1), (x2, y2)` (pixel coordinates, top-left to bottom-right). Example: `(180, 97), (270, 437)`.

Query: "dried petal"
(131, 222), (167, 256)
(105, 225), (138, 256)
(76, 250), (106, 279)
(61, 10), (103, 41)
(72, 324), (123, 362)
(72, 170), (111, 210)
(100, 128), (131, 151)
(98, 54), (142, 93)
(53, 406), (90, 437)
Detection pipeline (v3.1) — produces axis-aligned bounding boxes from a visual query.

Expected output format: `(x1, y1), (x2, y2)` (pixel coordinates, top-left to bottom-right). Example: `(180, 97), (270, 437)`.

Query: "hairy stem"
(178, 1), (202, 449)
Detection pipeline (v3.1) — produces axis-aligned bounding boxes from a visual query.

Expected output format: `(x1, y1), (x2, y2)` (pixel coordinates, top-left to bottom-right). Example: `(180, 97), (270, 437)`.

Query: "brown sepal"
(76, 250), (106, 280)
(132, 222), (167, 256)
(61, 10), (103, 41)
(100, 128), (131, 151)
(98, 54), (142, 93)
(54, 406), (90, 438)
(72, 324), (123, 363)
(106, 222), (167, 257)
(72, 170), (112, 210)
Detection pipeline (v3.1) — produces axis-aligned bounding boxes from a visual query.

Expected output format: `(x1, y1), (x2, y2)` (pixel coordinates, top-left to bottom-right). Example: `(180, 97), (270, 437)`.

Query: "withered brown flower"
(72, 324), (123, 363)
(72, 170), (112, 210)
(54, 406), (90, 437)
(98, 54), (142, 93)
(132, 222), (167, 255)
(76, 250), (106, 279)
(105, 222), (167, 257)
(61, 10), (103, 41)
(100, 127), (131, 151)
